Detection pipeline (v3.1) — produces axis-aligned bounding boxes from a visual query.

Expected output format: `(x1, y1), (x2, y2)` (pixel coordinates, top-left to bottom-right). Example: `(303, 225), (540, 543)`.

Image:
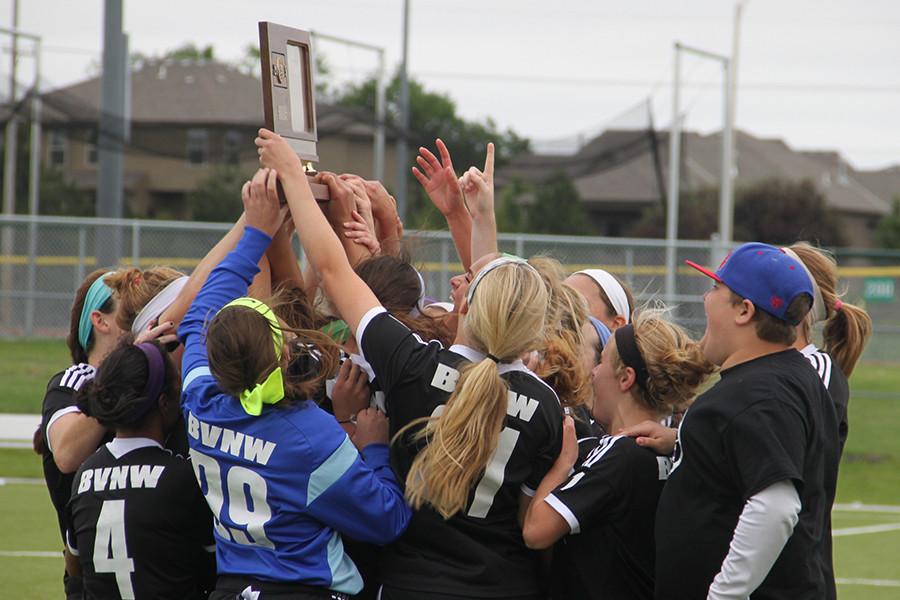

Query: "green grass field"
(1, 339), (899, 598)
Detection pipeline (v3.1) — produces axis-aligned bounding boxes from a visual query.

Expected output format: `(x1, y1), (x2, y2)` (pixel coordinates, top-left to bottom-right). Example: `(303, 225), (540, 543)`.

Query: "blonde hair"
(402, 262), (549, 518)
(789, 242), (872, 376)
(536, 282), (591, 409)
(608, 309), (713, 415)
(105, 266), (184, 331)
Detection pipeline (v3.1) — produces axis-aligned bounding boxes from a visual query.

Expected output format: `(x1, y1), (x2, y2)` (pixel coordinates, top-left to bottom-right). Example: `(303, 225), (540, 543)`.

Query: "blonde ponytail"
(789, 243), (872, 376)
(402, 261), (548, 518)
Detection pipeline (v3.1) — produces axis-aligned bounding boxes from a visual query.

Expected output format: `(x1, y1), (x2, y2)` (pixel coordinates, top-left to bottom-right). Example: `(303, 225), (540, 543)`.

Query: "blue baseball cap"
(685, 242), (814, 325)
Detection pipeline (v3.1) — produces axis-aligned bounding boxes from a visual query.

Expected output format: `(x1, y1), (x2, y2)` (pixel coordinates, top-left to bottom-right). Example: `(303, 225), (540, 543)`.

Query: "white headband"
(131, 275), (189, 335)
(575, 269), (631, 324)
(780, 248), (827, 323)
(466, 255), (535, 306)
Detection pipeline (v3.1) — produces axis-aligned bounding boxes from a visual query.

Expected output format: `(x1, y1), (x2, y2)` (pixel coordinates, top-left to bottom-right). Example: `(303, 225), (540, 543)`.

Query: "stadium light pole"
(310, 31), (387, 182)
(664, 42), (730, 307)
(0, 25), (41, 335)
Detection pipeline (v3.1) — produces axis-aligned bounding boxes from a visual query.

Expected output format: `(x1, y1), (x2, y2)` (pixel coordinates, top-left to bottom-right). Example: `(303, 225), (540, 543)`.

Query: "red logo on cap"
(770, 296), (784, 309)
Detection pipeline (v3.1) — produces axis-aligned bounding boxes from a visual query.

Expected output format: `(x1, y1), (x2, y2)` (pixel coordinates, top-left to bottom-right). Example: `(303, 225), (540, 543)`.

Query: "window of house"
(186, 129), (209, 165)
(224, 130), (242, 166)
(49, 130), (67, 167)
(85, 130), (98, 165)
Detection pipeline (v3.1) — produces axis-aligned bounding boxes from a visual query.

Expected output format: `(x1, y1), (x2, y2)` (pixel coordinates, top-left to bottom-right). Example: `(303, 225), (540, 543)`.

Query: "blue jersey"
(178, 226), (411, 594)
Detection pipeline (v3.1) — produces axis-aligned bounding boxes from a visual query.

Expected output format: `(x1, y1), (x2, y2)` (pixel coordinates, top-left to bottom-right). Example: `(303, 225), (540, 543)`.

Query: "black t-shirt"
(66, 439), (216, 600)
(802, 345), (850, 455)
(655, 349), (839, 600)
(547, 435), (670, 600)
(358, 308), (563, 597)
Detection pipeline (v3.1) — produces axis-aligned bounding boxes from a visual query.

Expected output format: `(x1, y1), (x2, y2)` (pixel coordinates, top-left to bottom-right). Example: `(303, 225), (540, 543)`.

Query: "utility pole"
(96, 0), (127, 267)
(717, 0), (746, 264)
(395, 0), (410, 220)
(3, 0), (19, 217)
(0, 0), (18, 332)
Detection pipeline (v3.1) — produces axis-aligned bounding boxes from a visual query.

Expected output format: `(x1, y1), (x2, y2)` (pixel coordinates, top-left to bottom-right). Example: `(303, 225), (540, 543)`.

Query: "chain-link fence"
(2, 214), (898, 362)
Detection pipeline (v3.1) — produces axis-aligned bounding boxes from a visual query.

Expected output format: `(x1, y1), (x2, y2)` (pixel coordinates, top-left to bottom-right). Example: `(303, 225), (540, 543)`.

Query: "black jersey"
(547, 435), (670, 600)
(358, 308), (563, 597)
(655, 349), (839, 600)
(66, 438), (216, 600)
(40, 364), (112, 543)
(801, 344), (850, 455)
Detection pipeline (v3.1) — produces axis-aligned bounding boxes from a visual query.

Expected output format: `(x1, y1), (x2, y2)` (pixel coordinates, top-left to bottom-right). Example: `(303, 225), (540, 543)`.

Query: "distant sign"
(864, 278), (895, 303)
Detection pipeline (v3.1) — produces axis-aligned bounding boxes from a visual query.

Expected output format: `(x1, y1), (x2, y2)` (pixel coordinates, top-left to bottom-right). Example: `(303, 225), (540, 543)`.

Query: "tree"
(187, 166), (250, 222)
(734, 178), (843, 246)
(525, 173), (593, 235)
(628, 178), (844, 245)
(875, 196), (900, 249)
(335, 74), (530, 227)
(628, 187), (720, 239)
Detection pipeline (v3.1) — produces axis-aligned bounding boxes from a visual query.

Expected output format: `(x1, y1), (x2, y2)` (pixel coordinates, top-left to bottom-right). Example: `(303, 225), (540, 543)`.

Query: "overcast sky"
(7, 0), (899, 170)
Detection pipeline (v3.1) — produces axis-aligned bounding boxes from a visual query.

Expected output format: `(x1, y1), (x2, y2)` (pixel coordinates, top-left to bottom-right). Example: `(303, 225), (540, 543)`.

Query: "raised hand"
(255, 128), (304, 177)
(242, 168), (287, 238)
(134, 320), (177, 347)
(412, 139), (466, 217)
(459, 142), (495, 219)
(344, 211), (381, 256)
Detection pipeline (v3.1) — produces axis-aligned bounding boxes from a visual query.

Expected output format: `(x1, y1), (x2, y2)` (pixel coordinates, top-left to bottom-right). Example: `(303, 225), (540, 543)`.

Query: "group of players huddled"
(35, 131), (872, 600)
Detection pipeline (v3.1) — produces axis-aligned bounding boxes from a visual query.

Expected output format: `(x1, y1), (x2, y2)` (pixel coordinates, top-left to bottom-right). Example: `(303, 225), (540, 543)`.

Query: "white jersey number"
(191, 449), (275, 548)
(93, 500), (135, 599)
(467, 427), (520, 518)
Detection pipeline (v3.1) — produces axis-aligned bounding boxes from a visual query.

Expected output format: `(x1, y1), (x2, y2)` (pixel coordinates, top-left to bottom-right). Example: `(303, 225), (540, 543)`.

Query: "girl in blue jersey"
(257, 129), (564, 600)
(178, 168), (411, 600)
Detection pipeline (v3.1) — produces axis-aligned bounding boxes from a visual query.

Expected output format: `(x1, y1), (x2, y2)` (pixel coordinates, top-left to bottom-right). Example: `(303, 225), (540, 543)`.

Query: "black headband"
(614, 324), (649, 391)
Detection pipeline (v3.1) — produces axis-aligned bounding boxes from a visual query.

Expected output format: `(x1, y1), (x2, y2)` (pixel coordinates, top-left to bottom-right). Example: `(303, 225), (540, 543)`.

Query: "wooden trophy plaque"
(259, 21), (329, 202)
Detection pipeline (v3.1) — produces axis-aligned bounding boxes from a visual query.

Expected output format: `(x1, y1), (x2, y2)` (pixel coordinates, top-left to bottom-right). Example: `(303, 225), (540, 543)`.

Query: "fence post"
(25, 215), (37, 336)
(515, 234), (525, 258)
(76, 226), (87, 289)
(131, 220), (141, 266)
(439, 237), (449, 303)
(625, 247), (635, 287)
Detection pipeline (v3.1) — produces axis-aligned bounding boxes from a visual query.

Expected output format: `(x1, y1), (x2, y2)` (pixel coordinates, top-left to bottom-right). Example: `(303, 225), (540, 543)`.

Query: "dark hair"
(355, 254), (452, 346)
(206, 295), (341, 407)
(77, 338), (178, 429)
(67, 269), (117, 365)
(730, 291), (811, 345)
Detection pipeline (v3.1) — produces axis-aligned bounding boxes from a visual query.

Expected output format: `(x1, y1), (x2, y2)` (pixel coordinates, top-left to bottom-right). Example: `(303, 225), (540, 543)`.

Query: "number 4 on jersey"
(94, 500), (136, 599)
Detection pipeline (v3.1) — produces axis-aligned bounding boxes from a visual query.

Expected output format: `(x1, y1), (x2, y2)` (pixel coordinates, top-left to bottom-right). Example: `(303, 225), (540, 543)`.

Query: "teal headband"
(78, 273), (114, 352)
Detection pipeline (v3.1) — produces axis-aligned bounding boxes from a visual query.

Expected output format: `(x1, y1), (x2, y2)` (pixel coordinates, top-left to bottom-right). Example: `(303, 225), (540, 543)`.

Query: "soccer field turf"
(1, 339), (899, 598)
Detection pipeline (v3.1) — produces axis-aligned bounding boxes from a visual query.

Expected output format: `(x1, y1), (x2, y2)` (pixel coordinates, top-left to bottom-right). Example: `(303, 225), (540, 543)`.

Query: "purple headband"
(136, 343), (166, 406)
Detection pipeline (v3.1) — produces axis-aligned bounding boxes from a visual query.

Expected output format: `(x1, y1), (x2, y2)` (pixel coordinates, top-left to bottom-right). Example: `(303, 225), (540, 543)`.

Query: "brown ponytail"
(105, 266), (185, 331)
(789, 243), (872, 376)
(402, 261), (549, 518)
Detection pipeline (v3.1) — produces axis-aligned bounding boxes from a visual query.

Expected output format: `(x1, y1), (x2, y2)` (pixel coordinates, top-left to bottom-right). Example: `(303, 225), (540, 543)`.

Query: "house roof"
(498, 128), (894, 216)
(39, 59), (393, 139)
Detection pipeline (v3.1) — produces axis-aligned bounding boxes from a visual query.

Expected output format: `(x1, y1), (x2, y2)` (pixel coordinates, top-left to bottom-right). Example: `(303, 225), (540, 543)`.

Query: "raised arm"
(266, 211), (305, 290)
(255, 129), (381, 336)
(413, 139), (473, 269)
(179, 169), (283, 382)
(460, 142), (498, 262)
